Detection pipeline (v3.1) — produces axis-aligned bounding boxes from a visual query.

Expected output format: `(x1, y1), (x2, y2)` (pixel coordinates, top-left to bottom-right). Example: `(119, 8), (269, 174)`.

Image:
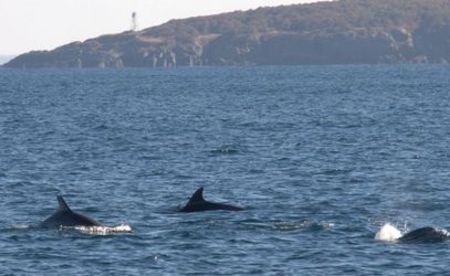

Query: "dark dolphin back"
(40, 196), (101, 228)
(206, 202), (244, 211)
(399, 227), (449, 243)
(180, 187), (243, 212)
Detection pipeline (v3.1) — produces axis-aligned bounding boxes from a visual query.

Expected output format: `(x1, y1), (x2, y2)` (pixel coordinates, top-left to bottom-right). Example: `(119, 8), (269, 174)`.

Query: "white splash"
(437, 228), (450, 237)
(375, 223), (402, 241)
(432, 228), (450, 237)
(70, 224), (132, 235)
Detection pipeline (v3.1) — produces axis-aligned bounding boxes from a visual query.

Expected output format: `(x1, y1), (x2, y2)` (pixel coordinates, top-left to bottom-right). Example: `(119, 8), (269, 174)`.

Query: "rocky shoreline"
(4, 0), (450, 68)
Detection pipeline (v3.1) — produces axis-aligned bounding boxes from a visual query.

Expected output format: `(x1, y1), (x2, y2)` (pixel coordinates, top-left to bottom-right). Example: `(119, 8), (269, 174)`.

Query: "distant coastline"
(4, 0), (450, 68)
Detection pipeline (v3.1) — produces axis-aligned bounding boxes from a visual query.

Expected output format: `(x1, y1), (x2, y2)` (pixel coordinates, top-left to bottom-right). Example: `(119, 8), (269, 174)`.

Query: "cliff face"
(5, 0), (450, 68)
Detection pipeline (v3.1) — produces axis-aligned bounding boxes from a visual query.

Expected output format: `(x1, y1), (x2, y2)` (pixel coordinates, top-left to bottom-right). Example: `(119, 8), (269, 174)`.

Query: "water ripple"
(1, 65), (450, 274)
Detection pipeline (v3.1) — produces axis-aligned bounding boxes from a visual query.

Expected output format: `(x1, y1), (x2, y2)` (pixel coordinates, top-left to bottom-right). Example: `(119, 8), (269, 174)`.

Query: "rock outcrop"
(4, 0), (450, 68)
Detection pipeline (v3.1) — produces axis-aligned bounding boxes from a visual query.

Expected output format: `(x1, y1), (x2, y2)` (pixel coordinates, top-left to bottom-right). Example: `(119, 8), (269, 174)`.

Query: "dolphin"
(39, 195), (101, 228)
(398, 227), (449, 243)
(179, 187), (244, 212)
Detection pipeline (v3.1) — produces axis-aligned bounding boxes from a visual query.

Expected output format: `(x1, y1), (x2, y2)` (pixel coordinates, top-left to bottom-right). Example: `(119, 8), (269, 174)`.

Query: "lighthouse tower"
(131, 12), (138, 31)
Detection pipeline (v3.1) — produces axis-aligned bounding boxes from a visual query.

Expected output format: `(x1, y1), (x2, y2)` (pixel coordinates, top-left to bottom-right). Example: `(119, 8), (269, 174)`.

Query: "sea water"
(0, 65), (450, 275)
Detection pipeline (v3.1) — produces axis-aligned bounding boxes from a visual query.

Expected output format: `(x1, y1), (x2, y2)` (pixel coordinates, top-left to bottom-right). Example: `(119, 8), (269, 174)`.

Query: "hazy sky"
(0, 0), (326, 55)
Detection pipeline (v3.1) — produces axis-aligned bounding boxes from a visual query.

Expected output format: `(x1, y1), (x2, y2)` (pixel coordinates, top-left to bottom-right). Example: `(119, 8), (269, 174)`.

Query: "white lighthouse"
(131, 12), (138, 31)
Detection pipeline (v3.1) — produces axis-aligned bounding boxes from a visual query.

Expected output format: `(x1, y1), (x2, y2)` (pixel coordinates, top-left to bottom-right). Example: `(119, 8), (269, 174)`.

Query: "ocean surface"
(0, 65), (450, 275)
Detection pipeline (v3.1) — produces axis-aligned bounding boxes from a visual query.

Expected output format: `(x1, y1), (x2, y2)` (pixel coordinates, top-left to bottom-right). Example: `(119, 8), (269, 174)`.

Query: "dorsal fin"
(57, 195), (72, 212)
(188, 187), (205, 204)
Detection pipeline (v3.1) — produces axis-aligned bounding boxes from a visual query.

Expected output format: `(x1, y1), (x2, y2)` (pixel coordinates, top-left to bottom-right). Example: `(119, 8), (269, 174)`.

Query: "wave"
(210, 145), (240, 155)
(0, 224), (33, 233)
(273, 220), (334, 232)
